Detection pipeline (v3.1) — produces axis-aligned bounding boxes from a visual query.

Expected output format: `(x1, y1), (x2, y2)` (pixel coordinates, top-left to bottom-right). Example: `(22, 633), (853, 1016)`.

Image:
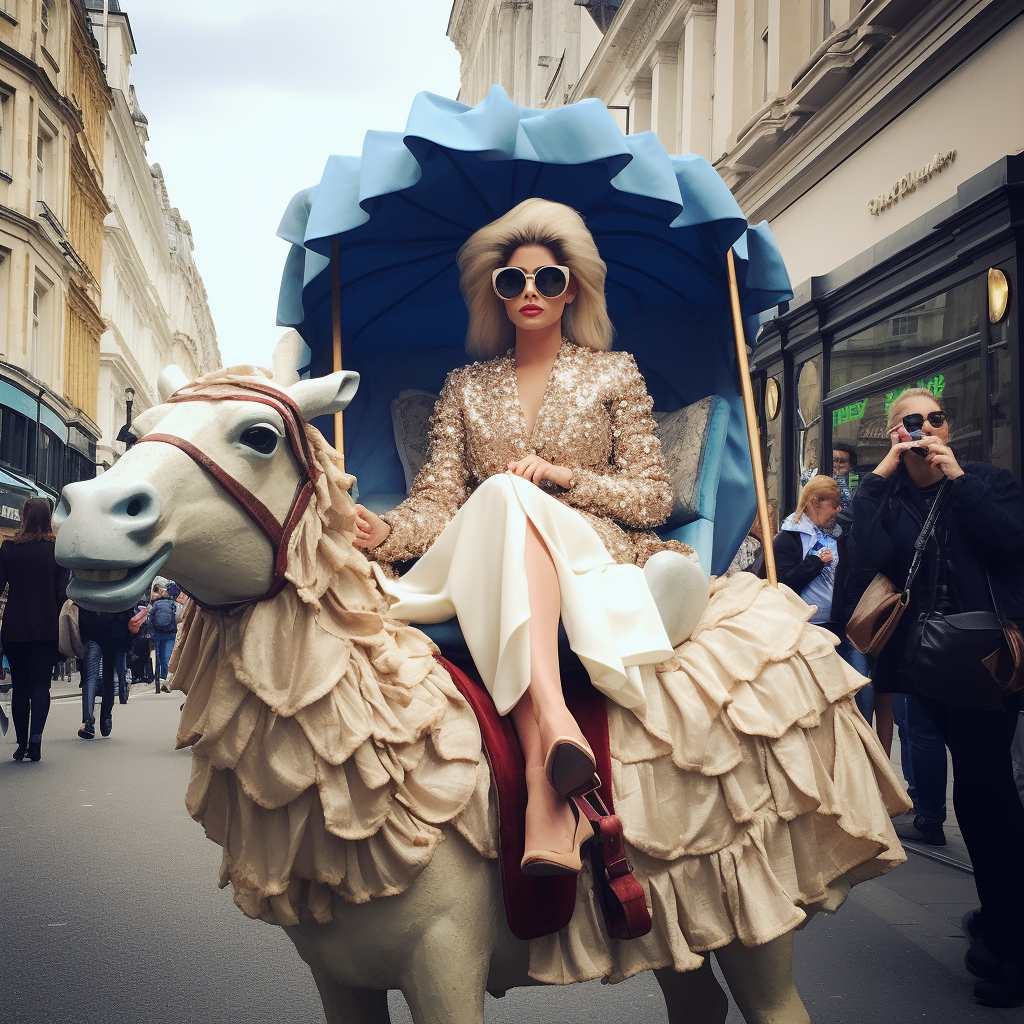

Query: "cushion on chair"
(391, 389), (439, 492)
(653, 396), (717, 529)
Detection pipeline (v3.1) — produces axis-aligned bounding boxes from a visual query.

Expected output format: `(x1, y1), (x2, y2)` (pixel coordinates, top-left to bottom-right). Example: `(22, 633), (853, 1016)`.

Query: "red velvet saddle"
(435, 655), (651, 942)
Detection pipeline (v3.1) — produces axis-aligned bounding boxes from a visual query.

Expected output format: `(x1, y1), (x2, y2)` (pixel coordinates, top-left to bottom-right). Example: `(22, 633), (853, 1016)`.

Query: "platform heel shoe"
(521, 797), (596, 876)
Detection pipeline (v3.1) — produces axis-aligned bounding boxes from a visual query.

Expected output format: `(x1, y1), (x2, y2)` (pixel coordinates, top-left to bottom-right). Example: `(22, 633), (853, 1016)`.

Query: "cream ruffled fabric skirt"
(518, 573), (911, 983)
(372, 472), (674, 715)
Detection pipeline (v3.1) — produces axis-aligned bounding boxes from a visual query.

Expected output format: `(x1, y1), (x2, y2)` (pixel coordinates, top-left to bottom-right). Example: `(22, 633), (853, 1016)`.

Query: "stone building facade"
(85, 1), (219, 470)
(0, 0), (110, 523)
(448, 0), (1024, 520)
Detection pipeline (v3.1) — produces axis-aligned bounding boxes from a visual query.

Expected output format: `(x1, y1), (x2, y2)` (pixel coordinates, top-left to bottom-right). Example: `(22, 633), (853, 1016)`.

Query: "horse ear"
(286, 371), (360, 421)
(272, 330), (304, 387)
(158, 365), (190, 401)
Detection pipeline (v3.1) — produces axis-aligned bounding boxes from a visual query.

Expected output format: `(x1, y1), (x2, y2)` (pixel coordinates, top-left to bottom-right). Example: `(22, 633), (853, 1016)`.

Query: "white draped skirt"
(372, 473), (674, 715)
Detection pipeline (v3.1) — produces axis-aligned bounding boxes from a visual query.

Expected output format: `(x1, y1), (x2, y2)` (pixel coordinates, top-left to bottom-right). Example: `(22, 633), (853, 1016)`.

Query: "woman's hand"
(873, 426), (930, 479)
(914, 434), (965, 480)
(506, 455), (574, 490)
(817, 548), (833, 563)
(353, 504), (392, 550)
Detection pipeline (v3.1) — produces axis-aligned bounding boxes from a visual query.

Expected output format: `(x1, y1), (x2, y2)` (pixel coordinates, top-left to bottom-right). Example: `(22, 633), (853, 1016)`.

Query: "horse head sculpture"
(55, 333), (358, 610)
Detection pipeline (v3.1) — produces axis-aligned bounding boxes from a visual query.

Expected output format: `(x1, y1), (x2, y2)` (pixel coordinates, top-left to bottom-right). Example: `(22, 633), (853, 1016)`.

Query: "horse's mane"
(170, 369), (493, 926)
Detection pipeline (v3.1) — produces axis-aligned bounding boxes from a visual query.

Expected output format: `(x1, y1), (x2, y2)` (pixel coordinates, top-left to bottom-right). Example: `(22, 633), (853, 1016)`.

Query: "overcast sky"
(121, 0), (462, 368)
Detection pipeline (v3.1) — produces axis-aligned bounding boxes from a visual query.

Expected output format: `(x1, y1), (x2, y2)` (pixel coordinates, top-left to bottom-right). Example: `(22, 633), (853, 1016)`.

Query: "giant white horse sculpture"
(55, 344), (909, 1024)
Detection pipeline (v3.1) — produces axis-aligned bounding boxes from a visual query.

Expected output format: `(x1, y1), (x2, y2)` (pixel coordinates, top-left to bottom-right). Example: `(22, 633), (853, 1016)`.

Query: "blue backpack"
(151, 599), (177, 634)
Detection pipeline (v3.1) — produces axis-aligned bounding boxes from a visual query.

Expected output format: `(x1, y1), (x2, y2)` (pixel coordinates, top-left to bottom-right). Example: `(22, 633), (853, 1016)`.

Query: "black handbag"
(903, 488), (1024, 710)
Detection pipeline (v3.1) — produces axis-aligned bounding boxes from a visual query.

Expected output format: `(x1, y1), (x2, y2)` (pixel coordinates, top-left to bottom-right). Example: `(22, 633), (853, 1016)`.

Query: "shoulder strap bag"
(846, 480), (948, 657)
(904, 561), (1024, 711)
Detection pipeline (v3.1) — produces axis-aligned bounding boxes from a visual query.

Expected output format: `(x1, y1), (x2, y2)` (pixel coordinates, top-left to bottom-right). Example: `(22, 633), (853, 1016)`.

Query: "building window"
(31, 275), (52, 381)
(40, 0), (53, 51)
(35, 119), (55, 207)
(821, 0), (833, 41)
(761, 27), (770, 102)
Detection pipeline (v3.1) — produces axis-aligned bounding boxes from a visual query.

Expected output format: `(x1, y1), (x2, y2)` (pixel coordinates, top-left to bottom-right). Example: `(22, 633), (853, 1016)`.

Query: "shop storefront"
(0, 373), (98, 536)
(753, 154), (1022, 521)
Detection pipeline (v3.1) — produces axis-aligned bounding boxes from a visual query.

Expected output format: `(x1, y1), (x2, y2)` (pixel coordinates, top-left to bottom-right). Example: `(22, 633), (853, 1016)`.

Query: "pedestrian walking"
(77, 607), (132, 739)
(851, 386), (1024, 1008)
(0, 498), (68, 761)
(149, 583), (180, 692)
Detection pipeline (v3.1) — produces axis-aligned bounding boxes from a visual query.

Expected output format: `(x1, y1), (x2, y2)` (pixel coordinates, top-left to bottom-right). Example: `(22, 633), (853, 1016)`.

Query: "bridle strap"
(140, 433), (285, 548)
(133, 381), (323, 610)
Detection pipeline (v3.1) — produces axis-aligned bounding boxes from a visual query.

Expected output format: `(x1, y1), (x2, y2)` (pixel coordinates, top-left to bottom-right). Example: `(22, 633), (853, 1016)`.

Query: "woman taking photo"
(0, 498), (67, 761)
(852, 387), (1024, 1007)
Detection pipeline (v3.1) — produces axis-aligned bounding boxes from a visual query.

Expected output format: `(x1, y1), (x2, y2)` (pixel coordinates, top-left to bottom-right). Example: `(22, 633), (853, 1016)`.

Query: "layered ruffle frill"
(526, 573), (911, 983)
(171, 424), (488, 926)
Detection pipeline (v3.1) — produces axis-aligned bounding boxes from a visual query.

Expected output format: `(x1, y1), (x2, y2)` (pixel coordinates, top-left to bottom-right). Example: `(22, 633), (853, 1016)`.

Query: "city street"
(0, 686), (1015, 1023)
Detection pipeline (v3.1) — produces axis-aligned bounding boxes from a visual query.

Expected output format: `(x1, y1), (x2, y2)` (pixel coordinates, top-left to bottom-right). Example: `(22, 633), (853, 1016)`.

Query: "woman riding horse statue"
(55, 200), (909, 1024)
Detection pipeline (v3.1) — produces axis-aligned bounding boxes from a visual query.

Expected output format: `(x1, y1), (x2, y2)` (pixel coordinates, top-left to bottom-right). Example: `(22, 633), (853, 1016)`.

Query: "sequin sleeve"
(562, 353), (673, 529)
(370, 371), (470, 564)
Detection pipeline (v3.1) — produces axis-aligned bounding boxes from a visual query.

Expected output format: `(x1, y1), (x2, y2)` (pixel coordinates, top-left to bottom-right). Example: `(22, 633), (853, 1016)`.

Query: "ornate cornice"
(620, 0), (673, 71)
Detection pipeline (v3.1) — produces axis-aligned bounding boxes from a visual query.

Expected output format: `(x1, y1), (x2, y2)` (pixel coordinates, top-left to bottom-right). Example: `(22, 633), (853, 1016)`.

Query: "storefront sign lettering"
(832, 399), (868, 426)
(884, 374), (946, 416)
(868, 150), (956, 216)
(1, 504), (21, 523)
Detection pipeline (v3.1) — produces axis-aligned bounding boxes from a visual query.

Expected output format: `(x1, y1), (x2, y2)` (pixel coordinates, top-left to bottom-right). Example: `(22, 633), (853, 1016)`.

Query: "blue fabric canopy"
(276, 85), (792, 575)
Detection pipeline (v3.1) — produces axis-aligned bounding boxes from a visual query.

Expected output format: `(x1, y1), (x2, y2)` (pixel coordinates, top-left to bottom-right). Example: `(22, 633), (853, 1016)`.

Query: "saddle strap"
(572, 790), (653, 940)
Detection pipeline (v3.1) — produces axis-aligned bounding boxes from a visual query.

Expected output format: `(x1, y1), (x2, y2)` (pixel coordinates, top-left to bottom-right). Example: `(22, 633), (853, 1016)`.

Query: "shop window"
(0, 406), (35, 475)
(36, 424), (63, 492)
(762, 370), (784, 528)
(988, 317), (1013, 472)
(830, 278), (985, 393)
(796, 354), (822, 492)
(831, 358), (983, 480)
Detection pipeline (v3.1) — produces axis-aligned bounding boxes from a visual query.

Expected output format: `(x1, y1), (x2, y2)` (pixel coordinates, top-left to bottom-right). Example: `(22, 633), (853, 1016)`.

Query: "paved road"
(0, 690), (1014, 1023)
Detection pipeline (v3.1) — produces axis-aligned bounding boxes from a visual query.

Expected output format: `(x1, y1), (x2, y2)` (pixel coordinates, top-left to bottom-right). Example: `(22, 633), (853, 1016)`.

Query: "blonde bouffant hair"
(885, 387), (945, 433)
(457, 198), (614, 359)
(795, 474), (841, 519)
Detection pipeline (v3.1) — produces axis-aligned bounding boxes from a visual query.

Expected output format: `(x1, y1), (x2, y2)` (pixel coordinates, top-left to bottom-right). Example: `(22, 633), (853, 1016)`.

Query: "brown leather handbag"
(846, 480), (948, 657)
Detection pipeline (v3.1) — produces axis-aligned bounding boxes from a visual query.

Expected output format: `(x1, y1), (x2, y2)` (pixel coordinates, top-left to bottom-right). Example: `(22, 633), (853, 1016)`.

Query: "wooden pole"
(726, 248), (777, 586)
(331, 236), (344, 467)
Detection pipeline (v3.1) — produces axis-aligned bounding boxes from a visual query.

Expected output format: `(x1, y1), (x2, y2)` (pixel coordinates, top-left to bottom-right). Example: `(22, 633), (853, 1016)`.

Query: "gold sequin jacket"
(370, 341), (692, 571)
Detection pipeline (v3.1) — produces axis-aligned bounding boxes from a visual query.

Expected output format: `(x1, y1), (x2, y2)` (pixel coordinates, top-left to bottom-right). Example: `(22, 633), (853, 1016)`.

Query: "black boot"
(26, 736), (41, 761)
(974, 962), (1024, 1008)
(12, 743), (26, 760)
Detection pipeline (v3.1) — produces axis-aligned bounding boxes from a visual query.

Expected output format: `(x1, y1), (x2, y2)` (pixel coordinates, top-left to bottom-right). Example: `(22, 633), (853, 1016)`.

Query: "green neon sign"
(884, 374), (945, 416)
(832, 399), (868, 427)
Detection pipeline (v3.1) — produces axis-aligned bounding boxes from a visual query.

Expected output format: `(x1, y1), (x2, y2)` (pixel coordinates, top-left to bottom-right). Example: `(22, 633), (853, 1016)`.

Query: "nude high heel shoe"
(538, 709), (598, 797)
(521, 796), (595, 876)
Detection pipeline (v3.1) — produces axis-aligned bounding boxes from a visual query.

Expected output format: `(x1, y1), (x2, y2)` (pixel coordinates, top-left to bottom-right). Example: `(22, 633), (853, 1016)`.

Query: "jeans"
(833, 638), (873, 720)
(82, 640), (115, 726)
(917, 695), (1024, 963)
(153, 634), (175, 682)
(114, 650), (127, 697)
(4, 640), (54, 746)
(893, 693), (948, 827)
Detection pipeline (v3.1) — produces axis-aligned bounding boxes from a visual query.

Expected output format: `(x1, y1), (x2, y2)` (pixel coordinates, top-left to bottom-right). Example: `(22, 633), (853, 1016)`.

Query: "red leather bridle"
(136, 381), (321, 609)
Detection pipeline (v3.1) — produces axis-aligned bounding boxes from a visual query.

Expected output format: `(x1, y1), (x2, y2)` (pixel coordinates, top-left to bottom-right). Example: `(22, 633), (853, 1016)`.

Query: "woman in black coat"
(852, 387), (1024, 1008)
(0, 498), (68, 761)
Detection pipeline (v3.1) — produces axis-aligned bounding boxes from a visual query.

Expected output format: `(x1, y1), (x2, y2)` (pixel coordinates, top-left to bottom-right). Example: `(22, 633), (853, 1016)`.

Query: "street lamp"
(116, 386), (137, 448)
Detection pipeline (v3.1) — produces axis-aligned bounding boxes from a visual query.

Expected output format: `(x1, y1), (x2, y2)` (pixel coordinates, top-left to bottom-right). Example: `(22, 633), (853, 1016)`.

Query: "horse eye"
(239, 426), (279, 455)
